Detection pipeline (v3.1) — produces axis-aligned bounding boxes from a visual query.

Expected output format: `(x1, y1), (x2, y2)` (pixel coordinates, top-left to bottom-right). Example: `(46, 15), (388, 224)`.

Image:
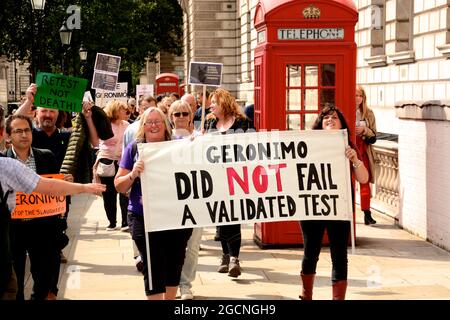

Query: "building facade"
(172, 0), (450, 250)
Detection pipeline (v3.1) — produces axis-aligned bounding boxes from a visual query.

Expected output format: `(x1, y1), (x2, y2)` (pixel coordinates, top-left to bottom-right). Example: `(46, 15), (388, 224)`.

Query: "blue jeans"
(179, 228), (203, 289)
(300, 220), (350, 283)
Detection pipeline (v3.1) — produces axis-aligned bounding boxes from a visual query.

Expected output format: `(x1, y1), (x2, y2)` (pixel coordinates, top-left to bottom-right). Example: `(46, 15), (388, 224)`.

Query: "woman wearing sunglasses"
(167, 100), (203, 300)
(168, 100), (193, 139)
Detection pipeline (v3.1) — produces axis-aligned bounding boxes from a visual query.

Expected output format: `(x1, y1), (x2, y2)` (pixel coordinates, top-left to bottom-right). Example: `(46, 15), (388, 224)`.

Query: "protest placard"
(94, 53), (121, 73)
(91, 53), (121, 91)
(12, 174), (67, 219)
(188, 62), (223, 87)
(95, 82), (128, 107)
(34, 72), (87, 113)
(136, 84), (154, 101)
(138, 130), (353, 232)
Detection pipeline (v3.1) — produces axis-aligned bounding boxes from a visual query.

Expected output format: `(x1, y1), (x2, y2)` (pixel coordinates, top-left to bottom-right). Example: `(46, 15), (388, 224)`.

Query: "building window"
(388, 0), (415, 64)
(366, 0), (388, 67)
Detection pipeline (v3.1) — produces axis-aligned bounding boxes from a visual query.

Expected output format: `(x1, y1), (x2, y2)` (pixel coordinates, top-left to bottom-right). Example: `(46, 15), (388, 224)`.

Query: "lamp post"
(79, 43), (88, 78)
(30, 0), (45, 10)
(29, 0), (46, 82)
(59, 22), (73, 75)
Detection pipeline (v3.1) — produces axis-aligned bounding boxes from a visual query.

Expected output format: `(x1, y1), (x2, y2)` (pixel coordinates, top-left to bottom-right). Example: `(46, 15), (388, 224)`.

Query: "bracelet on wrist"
(352, 160), (362, 169)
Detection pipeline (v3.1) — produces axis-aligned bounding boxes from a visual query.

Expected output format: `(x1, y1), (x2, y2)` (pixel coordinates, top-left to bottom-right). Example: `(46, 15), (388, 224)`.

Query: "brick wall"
(398, 117), (450, 251)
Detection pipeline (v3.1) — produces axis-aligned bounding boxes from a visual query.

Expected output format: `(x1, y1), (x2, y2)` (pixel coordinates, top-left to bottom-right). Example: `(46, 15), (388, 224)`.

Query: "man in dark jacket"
(5, 114), (64, 300)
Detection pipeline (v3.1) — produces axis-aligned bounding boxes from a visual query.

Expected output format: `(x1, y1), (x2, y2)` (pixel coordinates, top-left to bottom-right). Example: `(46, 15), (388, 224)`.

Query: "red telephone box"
(253, 0), (358, 248)
(155, 73), (180, 96)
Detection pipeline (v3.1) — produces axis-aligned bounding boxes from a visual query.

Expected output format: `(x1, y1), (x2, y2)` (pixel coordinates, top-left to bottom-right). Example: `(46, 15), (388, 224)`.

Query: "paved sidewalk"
(24, 194), (450, 300)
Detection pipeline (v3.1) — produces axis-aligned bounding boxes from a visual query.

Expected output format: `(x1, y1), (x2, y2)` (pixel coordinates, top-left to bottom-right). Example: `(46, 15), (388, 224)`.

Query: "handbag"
(96, 158), (116, 177)
(363, 135), (377, 145)
(95, 140), (121, 177)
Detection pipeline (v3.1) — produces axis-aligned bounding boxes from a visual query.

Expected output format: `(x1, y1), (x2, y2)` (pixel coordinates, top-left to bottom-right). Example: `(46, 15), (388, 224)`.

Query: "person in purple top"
(115, 107), (192, 300)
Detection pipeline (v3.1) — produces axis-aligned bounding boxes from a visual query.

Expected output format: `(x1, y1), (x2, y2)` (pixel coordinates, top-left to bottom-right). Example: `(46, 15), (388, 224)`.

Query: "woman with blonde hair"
(168, 100), (193, 139)
(355, 85), (378, 225)
(94, 100), (130, 231)
(115, 107), (192, 300)
(205, 88), (252, 278)
(167, 100), (201, 299)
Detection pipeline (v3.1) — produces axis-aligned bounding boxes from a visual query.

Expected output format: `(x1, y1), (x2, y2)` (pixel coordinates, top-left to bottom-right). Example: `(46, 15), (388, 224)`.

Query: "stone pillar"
(396, 100), (450, 251)
(181, 0), (240, 96)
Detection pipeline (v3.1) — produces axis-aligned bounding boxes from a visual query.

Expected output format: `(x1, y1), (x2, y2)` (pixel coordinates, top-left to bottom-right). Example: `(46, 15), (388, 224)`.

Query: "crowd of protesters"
(0, 82), (373, 301)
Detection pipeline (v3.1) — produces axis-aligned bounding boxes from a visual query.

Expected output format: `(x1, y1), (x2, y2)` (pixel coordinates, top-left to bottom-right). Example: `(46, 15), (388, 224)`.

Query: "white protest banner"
(95, 82), (128, 108)
(139, 130), (353, 232)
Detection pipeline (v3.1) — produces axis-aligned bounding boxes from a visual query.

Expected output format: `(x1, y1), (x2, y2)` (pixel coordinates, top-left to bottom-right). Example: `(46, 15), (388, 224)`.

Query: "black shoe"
(134, 256), (144, 273)
(228, 256), (242, 278)
(364, 211), (377, 225)
(106, 224), (117, 231)
(217, 254), (230, 273)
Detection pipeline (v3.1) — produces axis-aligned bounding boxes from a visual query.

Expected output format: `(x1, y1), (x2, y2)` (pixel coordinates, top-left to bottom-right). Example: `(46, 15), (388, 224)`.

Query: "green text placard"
(34, 72), (88, 113)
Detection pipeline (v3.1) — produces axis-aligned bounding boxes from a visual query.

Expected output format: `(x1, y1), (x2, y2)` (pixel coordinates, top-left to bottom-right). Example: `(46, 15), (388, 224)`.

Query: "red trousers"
(356, 137), (371, 211)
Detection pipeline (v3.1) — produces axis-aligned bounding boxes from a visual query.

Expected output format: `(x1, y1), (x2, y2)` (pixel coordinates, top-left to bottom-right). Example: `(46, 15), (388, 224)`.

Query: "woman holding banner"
(204, 88), (252, 278)
(168, 100), (202, 300)
(299, 105), (368, 300)
(114, 107), (192, 300)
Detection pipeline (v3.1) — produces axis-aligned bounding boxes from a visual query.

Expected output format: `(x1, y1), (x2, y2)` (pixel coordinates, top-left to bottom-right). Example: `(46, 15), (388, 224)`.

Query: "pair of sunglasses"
(173, 112), (189, 117)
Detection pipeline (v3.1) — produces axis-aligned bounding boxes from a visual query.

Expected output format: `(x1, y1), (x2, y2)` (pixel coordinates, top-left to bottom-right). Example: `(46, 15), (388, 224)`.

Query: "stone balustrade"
(371, 140), (399, 220)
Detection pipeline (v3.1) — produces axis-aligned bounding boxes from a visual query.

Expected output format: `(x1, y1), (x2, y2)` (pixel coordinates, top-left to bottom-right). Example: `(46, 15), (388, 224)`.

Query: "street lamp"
(29, 0), (46, 82)
(59, 22), (73, 46)
(59, 22), (73, 75)
(30, 0), (46, 10)
(79, 43), (88, 78)
(79, 43), (87, 61)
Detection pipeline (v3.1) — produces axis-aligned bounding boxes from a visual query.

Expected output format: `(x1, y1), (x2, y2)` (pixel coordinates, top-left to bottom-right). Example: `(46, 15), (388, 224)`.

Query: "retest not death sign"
(34, 72), (87, 113)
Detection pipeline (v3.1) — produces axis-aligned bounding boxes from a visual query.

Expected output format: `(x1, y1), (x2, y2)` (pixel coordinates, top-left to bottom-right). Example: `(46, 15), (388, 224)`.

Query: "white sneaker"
(180, 287), (194, 300)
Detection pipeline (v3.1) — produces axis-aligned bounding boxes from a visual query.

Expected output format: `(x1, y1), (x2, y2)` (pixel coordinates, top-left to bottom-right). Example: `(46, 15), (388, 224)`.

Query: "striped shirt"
(0, 158), (40, 212)
(11, 147), (37, 173)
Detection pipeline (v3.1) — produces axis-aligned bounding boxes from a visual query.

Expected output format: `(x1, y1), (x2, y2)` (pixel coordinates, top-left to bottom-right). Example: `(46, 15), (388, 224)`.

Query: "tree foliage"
(0, 0), (183, 85)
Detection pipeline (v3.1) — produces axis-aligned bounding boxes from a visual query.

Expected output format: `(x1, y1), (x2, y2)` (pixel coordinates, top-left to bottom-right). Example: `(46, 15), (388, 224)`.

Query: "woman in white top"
(168, 100), (202, 300)
(94, 100), (130, 231)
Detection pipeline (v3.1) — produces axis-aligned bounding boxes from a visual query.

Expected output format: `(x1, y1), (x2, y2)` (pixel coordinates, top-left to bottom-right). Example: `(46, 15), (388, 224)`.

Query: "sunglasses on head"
(173, 111), (189, 118)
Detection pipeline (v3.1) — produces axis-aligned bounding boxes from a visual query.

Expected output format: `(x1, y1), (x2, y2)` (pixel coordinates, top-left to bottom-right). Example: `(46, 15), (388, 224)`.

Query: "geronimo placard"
(12, 174), (67, 219)
(139, 130), (353, 232)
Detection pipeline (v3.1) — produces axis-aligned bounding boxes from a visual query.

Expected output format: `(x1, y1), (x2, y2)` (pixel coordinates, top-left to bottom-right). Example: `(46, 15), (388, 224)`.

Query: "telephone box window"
(287, 89), (301, 111)
(286, 113), (300, 130)
(287, 65), (301, 86)
(321, 64), (336, 86)
(305, 89), (318, 110)
(285, 63), (336, 130)
(321, 89), (335, 107)
(305, 65), (318, 86)
(304, 114), (317, 130)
